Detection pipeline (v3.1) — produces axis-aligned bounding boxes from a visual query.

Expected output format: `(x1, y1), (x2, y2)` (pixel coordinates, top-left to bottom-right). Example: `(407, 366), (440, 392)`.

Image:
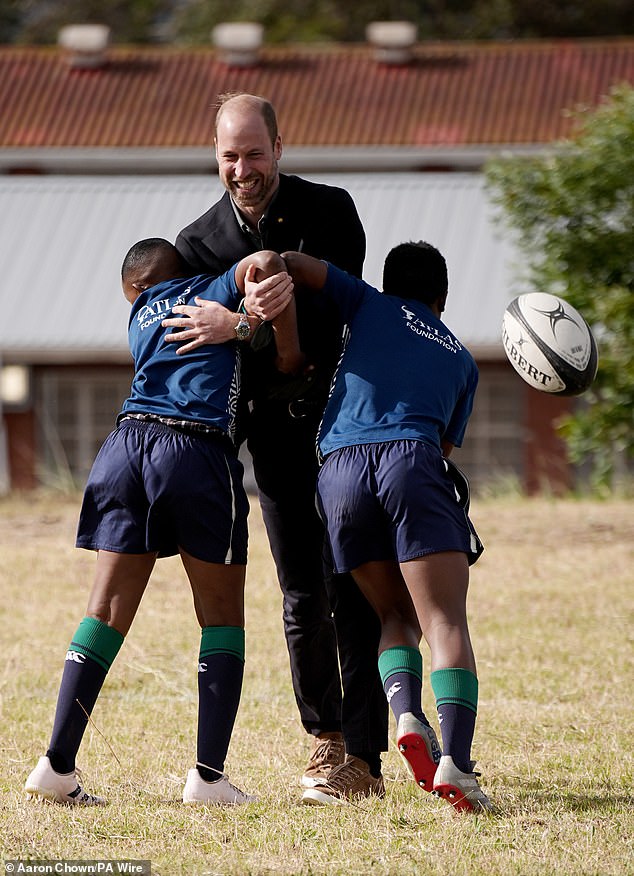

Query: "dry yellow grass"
(0, 491), (632, 875)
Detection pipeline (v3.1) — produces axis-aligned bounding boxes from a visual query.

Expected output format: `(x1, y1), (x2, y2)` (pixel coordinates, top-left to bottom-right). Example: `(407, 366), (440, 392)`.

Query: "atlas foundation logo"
(400, 305), (462, 353)
(136, 290), (190, 331)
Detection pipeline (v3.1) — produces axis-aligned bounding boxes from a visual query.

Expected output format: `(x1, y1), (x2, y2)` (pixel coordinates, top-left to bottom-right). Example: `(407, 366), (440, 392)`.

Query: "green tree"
(167, 0), (634, 43)
(174, 0), (424, 44)
(7, 0), (634, 44)
(511, 0), (634, 38)
(486, 86), (634, 490)
(13, 0), (173, 44)
(0, 0), (21, 41)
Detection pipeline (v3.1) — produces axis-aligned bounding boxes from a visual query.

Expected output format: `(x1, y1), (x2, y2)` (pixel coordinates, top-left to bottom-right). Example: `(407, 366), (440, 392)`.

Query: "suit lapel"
(204, 193), (256, 262)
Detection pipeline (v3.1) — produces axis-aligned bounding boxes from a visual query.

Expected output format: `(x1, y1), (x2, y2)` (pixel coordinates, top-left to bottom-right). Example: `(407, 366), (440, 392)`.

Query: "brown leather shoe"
(301, 732), (345, 788)
(302, 755), (385, 805)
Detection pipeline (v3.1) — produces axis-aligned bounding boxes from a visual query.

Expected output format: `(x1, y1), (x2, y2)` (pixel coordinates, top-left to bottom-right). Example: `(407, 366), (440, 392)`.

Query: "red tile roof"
(1, 39), (633, 149)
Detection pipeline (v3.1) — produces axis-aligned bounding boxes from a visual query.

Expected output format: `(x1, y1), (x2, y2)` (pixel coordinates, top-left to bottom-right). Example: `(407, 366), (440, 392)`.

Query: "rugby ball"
(502, 292), (598, 396)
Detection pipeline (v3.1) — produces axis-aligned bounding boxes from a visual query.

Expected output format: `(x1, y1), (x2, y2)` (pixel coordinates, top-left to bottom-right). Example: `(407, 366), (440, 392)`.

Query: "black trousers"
(247, 403), (389, 753)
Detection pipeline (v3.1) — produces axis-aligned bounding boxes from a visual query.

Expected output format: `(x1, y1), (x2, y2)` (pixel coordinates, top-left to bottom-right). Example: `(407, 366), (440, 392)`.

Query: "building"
(1, 32), (632, 492)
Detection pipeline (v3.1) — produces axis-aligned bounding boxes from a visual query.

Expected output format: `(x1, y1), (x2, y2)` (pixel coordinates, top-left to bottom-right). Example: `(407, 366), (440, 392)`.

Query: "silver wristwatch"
(234, 313), (251, 341)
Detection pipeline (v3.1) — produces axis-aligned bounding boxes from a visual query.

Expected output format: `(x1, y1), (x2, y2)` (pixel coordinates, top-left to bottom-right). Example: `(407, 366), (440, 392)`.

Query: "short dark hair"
(382, 241), (448, 306)
(121, 238), (184, 282)
(215, 92), (278, 146)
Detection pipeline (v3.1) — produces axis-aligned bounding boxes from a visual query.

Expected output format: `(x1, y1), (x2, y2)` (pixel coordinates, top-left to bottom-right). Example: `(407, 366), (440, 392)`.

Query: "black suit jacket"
(175, 173), (365, 278)
(175, 173), (366, 412)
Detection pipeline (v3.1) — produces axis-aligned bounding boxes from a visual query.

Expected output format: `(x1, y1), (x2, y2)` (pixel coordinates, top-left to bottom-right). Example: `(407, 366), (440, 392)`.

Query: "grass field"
(0, 490), (632, 875)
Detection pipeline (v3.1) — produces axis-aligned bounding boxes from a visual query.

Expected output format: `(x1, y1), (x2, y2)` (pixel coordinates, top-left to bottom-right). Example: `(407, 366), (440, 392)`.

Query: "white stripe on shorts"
(224, 454), (236, 564)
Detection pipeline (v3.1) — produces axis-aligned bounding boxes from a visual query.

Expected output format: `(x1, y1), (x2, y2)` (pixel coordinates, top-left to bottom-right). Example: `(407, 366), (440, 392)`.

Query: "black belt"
(120, 413), (229, 439)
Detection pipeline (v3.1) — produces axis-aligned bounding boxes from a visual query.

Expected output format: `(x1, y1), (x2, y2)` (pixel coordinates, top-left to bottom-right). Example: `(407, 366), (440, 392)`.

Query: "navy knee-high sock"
(378, 646), (431, 726)
(431, 668), (478, 774)
(47, 617), (124, 774)
(196, 626), (245, 782)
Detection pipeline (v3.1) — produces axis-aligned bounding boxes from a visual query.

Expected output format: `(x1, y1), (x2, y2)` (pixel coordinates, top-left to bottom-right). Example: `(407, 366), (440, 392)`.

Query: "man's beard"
(230, 167), (277, 212)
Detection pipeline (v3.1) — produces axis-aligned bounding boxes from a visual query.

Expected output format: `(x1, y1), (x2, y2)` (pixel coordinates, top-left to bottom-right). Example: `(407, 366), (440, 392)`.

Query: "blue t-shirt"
(121, 269), (242, 438)
(317, 264), (479, 457)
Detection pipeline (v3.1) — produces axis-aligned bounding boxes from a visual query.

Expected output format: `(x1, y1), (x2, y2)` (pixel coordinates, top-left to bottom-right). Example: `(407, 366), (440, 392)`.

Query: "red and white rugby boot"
(433, 755), (493, 812)
(396, 712), (442, 793)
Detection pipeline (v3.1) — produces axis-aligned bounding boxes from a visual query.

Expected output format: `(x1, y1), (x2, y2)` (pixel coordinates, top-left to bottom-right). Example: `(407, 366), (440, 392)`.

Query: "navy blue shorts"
(76, 419), (249, 564)
(316, 440), (483, 574)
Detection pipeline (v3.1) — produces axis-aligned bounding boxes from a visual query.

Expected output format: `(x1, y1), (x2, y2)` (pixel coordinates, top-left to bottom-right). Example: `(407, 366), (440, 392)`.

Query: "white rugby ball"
(502, 292), (598, 396)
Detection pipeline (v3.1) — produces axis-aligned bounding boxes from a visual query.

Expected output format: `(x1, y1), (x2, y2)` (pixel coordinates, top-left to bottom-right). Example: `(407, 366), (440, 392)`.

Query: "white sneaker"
(25, 756), (106, 806)
(433, 755), (493, 812)
(182, 768), (258, 805)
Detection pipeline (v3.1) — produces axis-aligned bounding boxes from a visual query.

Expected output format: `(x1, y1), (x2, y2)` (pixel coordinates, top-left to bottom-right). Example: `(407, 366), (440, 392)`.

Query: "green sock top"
(430, 667), (478, 713)
(70, 616), (124, 672)
(378, 645), (422, 685)
(200, 625), (245, 662)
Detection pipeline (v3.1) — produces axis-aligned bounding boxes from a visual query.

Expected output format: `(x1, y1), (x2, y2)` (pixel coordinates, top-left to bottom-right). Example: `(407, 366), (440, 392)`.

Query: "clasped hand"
(161, 267), (293, 353)
(244, 265), (294, 321)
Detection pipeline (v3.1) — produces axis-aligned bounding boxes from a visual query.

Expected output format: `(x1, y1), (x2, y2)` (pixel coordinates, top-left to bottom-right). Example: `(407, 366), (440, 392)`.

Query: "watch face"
(235, 319), (251, 340)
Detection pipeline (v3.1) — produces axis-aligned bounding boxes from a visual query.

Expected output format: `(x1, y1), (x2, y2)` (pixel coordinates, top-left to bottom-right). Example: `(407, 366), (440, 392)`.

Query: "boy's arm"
(282, 251), (328, 289)
(243, 251), (328, 321)
(234, 251), (293, 316)
(239, 255), (304, 375)
(236, 253), (306, 374)
(161, 251), (293, 354)
(270, 291), (304, 375)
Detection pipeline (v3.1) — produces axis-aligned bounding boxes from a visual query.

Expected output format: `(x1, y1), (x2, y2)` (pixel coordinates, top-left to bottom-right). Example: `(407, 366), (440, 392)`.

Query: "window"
(451, 365), (524, 492)
(36, 367), (132, 487)
(33, 363), (527, 493)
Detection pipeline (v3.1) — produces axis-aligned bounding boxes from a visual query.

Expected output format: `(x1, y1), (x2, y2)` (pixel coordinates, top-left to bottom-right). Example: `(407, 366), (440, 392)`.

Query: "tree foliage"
(6, 0), (173, 43)
(486, 86), (634, 490)
(4, 0), (634, 44)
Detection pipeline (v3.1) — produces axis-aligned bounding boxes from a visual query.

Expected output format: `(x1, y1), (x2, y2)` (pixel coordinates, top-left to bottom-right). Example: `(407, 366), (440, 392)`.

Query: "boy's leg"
(400, 552), (474, 672)
(400, 552), (492, 811)
(26, 551), (154, 804)
(430, 666), (478, 773)
(352, 560), (441, 793)
(49, 550), (154, 771)
(46, 617), (123, 775)
(304, 559), (436, 804)
(180, 552), (255, 805)
(399, 550), (476, 764)
(195, 625), (245, 779)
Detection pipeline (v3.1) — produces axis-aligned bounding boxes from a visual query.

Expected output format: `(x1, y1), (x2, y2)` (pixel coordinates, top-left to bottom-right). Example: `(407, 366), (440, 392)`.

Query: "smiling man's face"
(215, 103), (282, 223)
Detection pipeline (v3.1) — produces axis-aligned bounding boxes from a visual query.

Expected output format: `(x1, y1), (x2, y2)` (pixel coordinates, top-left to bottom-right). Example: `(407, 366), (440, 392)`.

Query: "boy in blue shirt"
(25, 239), (297, 807)
(247, 242), (491, 812)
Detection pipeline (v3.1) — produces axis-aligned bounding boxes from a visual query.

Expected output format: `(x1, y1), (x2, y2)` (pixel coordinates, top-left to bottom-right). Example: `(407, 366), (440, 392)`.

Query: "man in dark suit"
(163, 93), (388, 803)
